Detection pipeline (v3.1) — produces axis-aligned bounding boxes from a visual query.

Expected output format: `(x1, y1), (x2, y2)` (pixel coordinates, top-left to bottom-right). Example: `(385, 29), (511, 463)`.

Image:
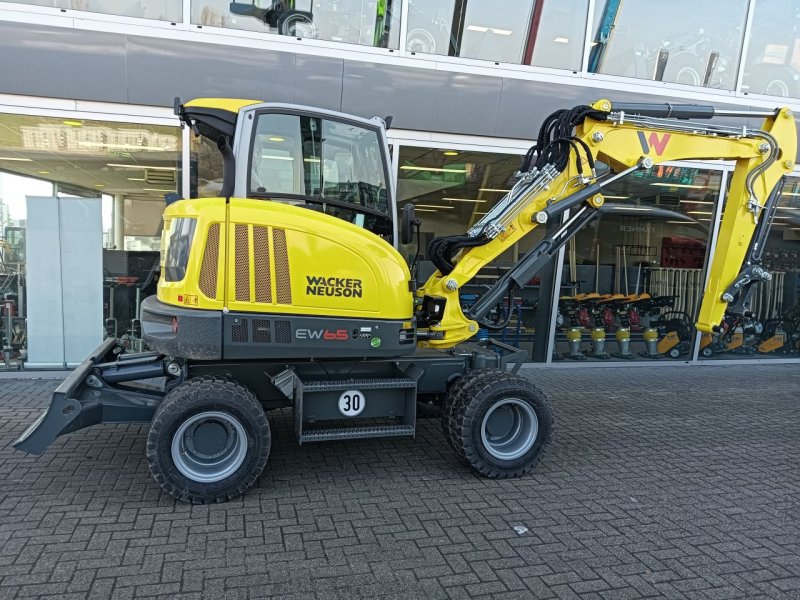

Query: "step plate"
(299, 424), (415, 443)
(301, 377), (416, 392)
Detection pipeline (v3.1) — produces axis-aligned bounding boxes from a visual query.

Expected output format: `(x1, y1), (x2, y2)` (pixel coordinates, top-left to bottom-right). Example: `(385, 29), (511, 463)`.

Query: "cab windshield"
(248, 112), (390, 232)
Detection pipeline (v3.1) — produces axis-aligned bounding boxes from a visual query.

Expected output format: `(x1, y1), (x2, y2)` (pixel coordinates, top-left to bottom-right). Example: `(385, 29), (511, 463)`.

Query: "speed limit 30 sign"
(338, 390), (365, 417)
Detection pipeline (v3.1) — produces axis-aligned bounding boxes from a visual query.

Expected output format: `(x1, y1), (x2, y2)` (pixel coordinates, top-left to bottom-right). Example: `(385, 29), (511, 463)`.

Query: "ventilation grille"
(231, 319), (248, 343)
(235, 224), (250, 302)
(253, 319), (271, 343)
(275, 320), (291, 344)
(198, 223), (220, 298)
(253, 226), (272, 304)
(273, 228), (292, 304)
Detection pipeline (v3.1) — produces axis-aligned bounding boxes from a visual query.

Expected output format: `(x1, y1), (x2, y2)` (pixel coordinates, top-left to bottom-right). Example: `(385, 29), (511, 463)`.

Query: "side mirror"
(401, 203), (419, 245)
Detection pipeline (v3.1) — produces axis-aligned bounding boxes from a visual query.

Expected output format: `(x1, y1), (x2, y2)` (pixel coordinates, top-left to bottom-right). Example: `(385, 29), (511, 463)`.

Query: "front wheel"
(443, 369), (553, 478)
(146, 377), (271, 503)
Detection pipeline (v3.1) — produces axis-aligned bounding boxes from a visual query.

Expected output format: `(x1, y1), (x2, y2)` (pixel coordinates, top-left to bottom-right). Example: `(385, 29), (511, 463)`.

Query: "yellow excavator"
(15, 97), (796, 503)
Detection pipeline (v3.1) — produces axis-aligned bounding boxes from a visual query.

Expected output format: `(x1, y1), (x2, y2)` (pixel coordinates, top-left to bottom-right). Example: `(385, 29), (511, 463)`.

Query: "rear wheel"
(443, 369), (553, 478)
(146, 377), (270, 503)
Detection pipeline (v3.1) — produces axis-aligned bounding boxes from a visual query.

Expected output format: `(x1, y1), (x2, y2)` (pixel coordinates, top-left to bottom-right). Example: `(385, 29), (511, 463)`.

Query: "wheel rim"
(765, 79), (790, 97)
(171, 411), (248, 483)
(286, 16), (315, 38)
(407, 29), (435, 53)
(481, 398), (538, 461)
(676, 66), (701, 87)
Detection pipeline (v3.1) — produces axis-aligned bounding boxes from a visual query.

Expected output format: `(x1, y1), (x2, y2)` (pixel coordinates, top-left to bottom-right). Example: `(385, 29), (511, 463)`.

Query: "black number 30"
(342, 393), (362, 413)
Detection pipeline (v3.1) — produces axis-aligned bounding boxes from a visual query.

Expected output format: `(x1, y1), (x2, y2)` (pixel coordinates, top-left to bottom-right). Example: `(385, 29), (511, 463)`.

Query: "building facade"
(0, 0), (799, 368)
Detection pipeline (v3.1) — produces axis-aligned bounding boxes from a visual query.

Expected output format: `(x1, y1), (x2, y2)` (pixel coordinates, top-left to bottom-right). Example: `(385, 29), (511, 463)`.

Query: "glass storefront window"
(529, 0), (588, 70)
(700, 179), (800, 360)
(741, 0), (800, 98)
(0, 113), (181, 367)
(0, 0), (181, 21)
(587, 0), (748, 90)
(551, 165), (721, 362)
(192, 0), (401, 49)
(397, 145), (550, 361)
(406, 0), (535, 64)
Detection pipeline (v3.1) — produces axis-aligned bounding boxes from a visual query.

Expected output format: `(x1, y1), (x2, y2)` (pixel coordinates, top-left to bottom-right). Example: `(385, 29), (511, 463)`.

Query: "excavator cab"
(179, 98), (396, 241)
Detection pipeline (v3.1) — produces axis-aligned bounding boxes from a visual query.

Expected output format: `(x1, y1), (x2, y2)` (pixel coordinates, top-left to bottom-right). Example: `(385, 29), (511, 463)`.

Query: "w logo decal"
(637, 131), (671, 156)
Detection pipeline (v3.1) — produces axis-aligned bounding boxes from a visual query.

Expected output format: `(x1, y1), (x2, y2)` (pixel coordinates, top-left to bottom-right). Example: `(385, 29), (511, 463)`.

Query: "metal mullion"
(735, 0), (757, 94)
(398, 0), (409, 54)
(581, 0), (596, 74)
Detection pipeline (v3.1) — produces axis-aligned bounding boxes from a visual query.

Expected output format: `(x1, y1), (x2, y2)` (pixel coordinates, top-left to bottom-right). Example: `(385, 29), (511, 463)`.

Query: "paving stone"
(0, 364), (798, 598)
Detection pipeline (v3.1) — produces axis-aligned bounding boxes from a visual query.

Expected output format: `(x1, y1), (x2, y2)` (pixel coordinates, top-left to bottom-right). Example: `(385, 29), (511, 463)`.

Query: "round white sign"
(338, 390), (366, 417)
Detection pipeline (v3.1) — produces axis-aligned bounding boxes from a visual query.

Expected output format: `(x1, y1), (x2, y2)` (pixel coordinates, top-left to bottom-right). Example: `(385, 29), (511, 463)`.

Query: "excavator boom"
(418, 99), (797, 346)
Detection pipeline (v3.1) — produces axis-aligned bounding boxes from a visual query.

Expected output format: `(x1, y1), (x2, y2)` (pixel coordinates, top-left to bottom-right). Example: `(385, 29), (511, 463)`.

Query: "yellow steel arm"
(418, 99), (796, 348)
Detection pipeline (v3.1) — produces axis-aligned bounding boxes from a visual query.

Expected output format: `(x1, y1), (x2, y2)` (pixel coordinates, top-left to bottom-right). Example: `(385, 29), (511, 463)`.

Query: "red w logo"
(637, 131), (671, 156)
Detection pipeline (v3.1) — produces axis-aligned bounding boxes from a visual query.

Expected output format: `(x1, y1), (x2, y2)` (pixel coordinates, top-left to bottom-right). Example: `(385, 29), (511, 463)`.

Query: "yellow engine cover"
(158, 197), (413, 321)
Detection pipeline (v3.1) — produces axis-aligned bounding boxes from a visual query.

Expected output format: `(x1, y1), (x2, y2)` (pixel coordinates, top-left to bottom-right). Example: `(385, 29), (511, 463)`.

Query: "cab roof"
(176, 97), (261, 139)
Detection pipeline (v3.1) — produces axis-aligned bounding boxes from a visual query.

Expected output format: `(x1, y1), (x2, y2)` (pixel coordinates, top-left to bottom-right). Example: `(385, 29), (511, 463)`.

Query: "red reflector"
(177, 295), (183, 302)
(171, 317), (178, 335)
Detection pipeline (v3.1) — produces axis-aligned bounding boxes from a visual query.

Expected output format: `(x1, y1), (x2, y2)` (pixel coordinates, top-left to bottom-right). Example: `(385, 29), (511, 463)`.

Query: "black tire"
(146, 376), (270, 504)
(441, 369), (496, 451)
(446, 369), (553, 478)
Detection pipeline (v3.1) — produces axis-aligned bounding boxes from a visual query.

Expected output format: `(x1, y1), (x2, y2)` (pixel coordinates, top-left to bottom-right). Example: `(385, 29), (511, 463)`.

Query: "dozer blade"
(13, 338), (162, 455)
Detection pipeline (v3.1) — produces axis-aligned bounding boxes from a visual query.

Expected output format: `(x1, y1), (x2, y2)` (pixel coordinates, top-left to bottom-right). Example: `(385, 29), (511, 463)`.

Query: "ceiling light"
(467, 25), (488, 33)
(269, 136), (285, 142)
(679, 199), (714, 204)
(127, 177), (146, 181)
(95, 184), (104, 188)
(442, 151), (459, 156)
(79, 142), (171, 151)
(479, 188), (510, 193)
(62, 120), (82, 127)
(602, 195), (629, 200)
(107, 163), (177, 171)
(491, 28), (513, 35)
(687, 210), (712, 215)
(262, 155), (293, 161)
(304, 158), (320, 163)
(416, 204), (454, 209)
(400, 166), (467, 173)
(0, 157), (32, 162)
(143, 188), (175, 193)
(553, 37), (569, 43)
(37, 171), (49, 174)
(441, 197), (487, 203)
(651, 183), (706, 189)
(414, 208), (436, 212)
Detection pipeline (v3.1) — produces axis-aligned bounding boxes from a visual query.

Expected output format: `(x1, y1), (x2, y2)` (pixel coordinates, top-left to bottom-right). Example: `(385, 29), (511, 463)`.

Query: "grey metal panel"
(0, 22), (127, 102)
(429, 71), (503, 137)
(340, 60), (437, 130)
(125, 34), (296, 105)
(2, 22), (799, 160)
(292, 54), (344, 111)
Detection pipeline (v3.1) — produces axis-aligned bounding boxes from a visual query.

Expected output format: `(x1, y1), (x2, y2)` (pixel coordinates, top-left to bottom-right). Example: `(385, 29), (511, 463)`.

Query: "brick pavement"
(0, 364), (799, 599)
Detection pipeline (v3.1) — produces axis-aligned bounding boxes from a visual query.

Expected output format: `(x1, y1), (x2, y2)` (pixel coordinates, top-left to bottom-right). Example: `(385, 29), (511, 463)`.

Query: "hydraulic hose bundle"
(428, 105), (608, 276)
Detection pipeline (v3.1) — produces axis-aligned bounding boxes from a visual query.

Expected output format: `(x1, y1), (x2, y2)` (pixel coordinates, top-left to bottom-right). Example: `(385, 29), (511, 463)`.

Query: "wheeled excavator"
(14, 97), (796, 503)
